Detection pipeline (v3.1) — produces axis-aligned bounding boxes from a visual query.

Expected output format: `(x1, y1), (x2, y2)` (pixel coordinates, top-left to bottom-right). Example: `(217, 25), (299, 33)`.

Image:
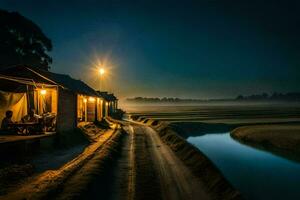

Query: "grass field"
(231, 125), (300, 162)
(124, 102), (300, 125)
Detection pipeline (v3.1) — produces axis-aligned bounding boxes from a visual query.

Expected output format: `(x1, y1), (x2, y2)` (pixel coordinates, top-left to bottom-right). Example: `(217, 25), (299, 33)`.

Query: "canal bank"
(134, 117), (300, 200)
(150, 120), (300, 200)
(152, 122), (242, 200)
(130, 117), (242, 199)
(231, 124), (300, 162)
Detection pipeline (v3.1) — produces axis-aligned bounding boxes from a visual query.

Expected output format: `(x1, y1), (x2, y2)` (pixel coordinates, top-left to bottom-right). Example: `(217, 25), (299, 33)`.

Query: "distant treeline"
(126, 92), (300, 103)
(236, 92), (300, 101)
(126, 97), (211, 103)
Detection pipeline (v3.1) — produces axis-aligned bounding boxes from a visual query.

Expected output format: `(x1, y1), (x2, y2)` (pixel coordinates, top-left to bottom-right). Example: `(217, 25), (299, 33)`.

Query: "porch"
(0, 132), (56, 144)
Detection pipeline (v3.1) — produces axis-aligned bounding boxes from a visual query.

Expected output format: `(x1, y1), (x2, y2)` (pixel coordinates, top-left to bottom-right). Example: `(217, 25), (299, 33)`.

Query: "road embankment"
(231, 125), (300, 162)
(54, 127), (125, 200)
(152, 122), (242, 200)
(1, 124), (123, 200)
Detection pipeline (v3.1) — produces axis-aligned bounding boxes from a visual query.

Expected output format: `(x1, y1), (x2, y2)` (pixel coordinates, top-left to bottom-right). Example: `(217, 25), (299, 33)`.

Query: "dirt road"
(1, 121), (213, 200)
(125, 122), (211, 200)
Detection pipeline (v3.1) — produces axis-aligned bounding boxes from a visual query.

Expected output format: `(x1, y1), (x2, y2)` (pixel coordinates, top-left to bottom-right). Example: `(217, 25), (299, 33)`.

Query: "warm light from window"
(40, 89), (47, 95)
(83, 98), (87, 103)
(89, 97), (95, 102)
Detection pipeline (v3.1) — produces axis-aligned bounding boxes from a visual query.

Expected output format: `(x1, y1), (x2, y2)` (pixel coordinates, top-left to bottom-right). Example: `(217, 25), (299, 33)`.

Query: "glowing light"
(83, 98), (87, 103)
(89, 97), (95, 102)
(40, 89), (47, 95)
(99, 68), (105, 75)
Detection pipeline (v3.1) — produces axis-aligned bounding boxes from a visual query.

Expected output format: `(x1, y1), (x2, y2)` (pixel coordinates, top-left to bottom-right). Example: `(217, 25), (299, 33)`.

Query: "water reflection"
(187, 133), (300, 200)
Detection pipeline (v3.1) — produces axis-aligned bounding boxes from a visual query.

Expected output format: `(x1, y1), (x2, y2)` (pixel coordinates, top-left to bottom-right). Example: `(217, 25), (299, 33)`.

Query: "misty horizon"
(124, 91), (300, 101)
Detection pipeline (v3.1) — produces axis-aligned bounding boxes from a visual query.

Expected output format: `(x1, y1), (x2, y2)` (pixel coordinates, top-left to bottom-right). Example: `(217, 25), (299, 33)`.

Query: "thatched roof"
(0, 65), (98, 96)
(97, 91), (118, 101)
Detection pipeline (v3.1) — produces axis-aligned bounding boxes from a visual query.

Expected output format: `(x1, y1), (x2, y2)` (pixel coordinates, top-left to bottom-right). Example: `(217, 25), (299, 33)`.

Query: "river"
(187, 133), (300, 200)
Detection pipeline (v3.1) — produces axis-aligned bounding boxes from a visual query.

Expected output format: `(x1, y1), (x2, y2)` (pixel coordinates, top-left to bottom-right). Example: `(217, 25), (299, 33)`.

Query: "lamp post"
(99, 68), (105, 91)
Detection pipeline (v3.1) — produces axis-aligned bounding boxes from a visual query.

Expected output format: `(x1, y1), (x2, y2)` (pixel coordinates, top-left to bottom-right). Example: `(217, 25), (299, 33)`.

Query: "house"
(107, 93), (118, 115)
(97, 91), (118, 117)
(0, 65), (106, 132)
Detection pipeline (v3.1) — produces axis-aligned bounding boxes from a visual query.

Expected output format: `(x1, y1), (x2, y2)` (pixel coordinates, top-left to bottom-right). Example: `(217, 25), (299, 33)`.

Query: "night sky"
(1, 0), (300, 99)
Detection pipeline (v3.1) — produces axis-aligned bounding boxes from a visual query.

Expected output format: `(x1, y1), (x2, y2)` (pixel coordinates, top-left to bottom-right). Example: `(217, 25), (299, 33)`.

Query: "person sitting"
(0, 110), (17, 134)
(43, 113), (56, 131)
(22, 109), (42, 134)
(1, 110), (14, 130)
(22, 109), (40, 123)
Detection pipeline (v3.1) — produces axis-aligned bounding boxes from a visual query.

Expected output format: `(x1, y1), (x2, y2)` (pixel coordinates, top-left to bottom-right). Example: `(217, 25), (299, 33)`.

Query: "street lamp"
(99, 68), (105, 75)
(99, 68), (105, 91)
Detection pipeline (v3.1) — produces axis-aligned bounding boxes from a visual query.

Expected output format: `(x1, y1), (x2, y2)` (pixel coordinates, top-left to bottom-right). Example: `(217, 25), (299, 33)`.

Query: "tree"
(236, 95), (244, 100)
(0, 9), (52, 70)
